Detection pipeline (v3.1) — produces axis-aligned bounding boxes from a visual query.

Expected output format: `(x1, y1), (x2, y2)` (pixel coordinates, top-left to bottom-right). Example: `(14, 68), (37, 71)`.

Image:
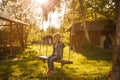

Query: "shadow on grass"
(37, 68), (71, 80)
(76, 44), (112, 61)
(0, 59), (39, 80)
(0, 59), (73, 80)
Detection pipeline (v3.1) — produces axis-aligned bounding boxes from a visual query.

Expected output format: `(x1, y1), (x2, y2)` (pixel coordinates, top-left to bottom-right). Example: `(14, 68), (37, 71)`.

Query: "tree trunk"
(109, 0), (120, 80)
(79, 0), (90, 43)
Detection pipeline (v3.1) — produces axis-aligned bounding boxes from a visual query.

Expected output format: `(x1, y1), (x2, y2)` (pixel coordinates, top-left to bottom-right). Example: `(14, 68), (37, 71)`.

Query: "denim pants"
(47, 55), (59, 71)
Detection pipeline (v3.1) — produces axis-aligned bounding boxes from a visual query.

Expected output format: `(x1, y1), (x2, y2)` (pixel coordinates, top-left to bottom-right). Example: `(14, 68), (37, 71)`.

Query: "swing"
(38, 0), (73, 68)
(38, 55), (73, 68)
(38, 32), (73, 68)
(38, 33), (73, 68)
(38, 34), (73, 68)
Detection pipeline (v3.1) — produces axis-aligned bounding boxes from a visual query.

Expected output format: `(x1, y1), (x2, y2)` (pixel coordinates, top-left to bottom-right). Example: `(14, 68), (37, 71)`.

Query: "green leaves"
(65, 0), (115, 23)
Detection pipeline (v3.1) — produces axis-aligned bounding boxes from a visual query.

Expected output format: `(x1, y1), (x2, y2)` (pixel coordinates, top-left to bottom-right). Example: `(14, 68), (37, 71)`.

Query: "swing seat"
(38, 56), (73, 68)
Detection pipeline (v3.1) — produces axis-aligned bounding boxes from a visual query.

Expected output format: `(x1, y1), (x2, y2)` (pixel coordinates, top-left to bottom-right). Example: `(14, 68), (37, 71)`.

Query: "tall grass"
(0, 44), (112, 80)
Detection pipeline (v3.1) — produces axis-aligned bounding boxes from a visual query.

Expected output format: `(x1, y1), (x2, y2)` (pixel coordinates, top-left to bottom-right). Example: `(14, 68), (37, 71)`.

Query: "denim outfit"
(47, 41), (65, 71)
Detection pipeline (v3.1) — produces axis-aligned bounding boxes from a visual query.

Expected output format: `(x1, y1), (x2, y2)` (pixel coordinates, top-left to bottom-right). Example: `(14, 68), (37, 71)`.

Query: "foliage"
(63, 0), (115, 30)
(26, 26), (41, 45)
(46, 26), (60, 35)
(0, 45), (112, 80)
(83, 0), (115, 20)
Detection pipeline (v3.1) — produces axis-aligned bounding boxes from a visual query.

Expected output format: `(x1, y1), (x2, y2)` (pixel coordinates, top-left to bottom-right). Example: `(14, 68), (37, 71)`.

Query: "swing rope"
(39, 16), (44, 55)
(60, 0), (72, 61)
(45, 12), (52, 57)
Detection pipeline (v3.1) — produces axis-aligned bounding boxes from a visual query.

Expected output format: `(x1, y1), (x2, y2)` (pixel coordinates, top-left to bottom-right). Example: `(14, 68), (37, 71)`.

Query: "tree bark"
(79, 0), (90, 43)
(109, 0), (120, 80)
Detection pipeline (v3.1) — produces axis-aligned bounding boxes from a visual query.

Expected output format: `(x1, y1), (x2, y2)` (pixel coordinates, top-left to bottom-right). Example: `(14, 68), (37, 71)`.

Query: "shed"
(42, 35), (53, 45)
(0, 13), (28, 55)
(67, 20), (115, 50)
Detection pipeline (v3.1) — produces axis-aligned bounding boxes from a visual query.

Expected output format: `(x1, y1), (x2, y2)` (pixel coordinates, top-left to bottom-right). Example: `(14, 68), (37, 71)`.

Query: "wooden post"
(16, 24), (23, 50)
(20, 25), (24, 50)
(17, 24), (24, 50)
(10, 22), (12, 56)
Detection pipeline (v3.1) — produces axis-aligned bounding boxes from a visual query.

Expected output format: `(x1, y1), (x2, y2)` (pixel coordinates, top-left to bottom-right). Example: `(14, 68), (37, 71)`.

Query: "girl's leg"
(47, 56), (53, 70)
(47, 55), (57, 71)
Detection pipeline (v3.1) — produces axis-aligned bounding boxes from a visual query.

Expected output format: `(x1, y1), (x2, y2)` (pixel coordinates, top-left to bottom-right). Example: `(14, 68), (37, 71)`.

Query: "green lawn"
(0, 45), (112, 80)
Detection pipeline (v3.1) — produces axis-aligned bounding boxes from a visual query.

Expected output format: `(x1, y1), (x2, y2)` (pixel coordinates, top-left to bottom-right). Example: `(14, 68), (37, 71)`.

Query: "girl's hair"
(53, 33), (61, 39)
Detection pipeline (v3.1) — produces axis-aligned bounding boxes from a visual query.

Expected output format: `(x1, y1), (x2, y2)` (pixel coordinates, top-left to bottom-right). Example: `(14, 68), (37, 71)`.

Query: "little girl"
(47, 33), (65, 74)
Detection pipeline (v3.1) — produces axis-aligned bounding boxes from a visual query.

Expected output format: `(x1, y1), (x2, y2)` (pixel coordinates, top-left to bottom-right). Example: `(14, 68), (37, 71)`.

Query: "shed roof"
(0, 13), (28, 25)
(67, 20), (115, 32)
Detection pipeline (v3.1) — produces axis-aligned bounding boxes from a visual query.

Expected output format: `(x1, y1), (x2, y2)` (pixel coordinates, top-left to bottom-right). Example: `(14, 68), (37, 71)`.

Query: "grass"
(0, 44), (112, 80)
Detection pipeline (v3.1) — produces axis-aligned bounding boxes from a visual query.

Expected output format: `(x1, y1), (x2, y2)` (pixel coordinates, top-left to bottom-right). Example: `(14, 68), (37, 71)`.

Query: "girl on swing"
(47, 33), (65, 74)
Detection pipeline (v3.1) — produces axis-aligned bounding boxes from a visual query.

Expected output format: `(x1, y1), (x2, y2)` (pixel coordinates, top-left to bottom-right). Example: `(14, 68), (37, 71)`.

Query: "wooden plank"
(38, 56), (73, 68)
(20, 25), (24, 50)
(38, 56), (73, 64)
(56, 59), (73, 64)
(38, 56), (48, 61)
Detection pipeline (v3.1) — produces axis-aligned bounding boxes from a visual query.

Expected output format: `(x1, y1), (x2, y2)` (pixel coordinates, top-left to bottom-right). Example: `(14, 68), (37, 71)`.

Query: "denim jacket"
(52, 41), (65, 59)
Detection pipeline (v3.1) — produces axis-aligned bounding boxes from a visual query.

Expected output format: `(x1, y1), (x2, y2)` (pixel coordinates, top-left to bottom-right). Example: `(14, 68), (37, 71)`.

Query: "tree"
(109, 0), (120, 80)
(79, 0), (90, 43)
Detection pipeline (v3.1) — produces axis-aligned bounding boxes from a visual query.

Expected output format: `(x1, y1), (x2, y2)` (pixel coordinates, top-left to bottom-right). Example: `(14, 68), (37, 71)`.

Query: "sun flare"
(35, 0), (48, 5)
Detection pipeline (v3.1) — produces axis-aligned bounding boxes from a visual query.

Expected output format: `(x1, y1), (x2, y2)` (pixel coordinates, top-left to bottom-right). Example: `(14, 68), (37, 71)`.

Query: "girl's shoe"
(47, 69), (54, 74)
